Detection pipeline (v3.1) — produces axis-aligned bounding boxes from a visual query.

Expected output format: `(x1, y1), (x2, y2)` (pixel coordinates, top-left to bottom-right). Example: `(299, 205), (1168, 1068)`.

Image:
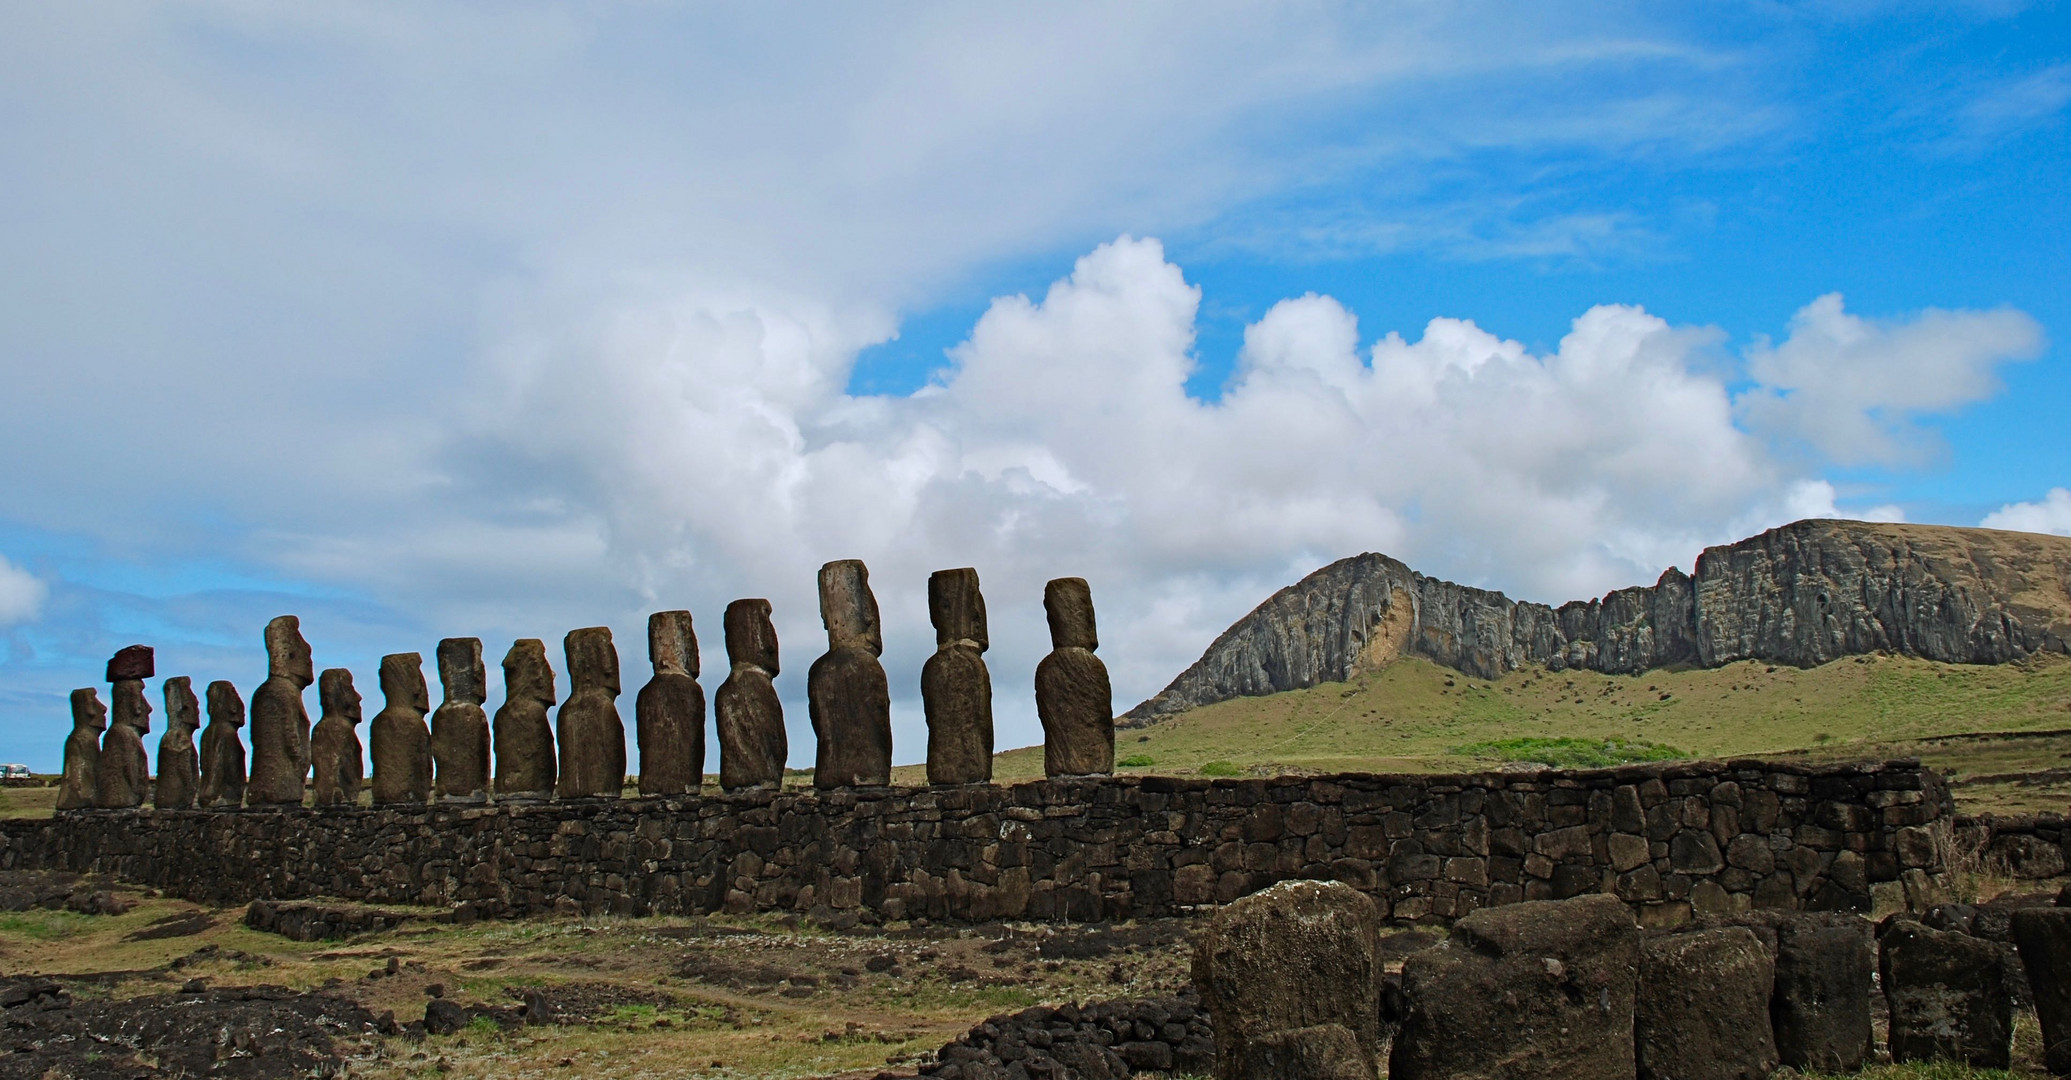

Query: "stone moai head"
(723, 598), (780, 676)
(265, 616), (315, 688)
(319, 668), (363, 723)
(928, 567), (988, 651)
(106, 644), (154, 682)
(564, 627), (620, 696)
(1044, 577), (1098, 651)
(163, 676), (200, 735)
(647, 611), (699, 678)
(379, 653), (429, 712)
(437, 638), (486, 705)
(111, 678), (152, 734)
(70, 688), (108, 733)
(818, 559), (882, 655)
(206, 681), (245, 728)
(503, 639), (557, 707)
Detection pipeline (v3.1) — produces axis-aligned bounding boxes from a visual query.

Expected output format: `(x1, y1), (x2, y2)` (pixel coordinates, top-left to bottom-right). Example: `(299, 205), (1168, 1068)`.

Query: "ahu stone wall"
(0, 758), (1951, 926)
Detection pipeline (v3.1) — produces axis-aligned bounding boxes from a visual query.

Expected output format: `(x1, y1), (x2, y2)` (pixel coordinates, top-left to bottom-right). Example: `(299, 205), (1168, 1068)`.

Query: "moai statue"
(431, 638), (490, 803)
(715, 598), (786, 791)
(636, 611), (705, 796)
(154, 676), (201, 810)
(556, 627), (626, 799)
(807, 559), (892, 788)
(310, 668), (365, 806)
(96, 645), (153, 808)
(198, 681), (247, 808)
(493, 639), (557, 801)
(369, 653), (432, 805)
(922, 567), (993, 785)
(1036, 577), (1114, 777)
(56, 688), (107, 811)
(247, 616), (314, 806)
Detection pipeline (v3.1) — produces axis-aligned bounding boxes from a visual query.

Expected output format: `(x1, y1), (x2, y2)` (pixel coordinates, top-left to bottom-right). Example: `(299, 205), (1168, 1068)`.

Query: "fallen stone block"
(1880, 917), (2012, 1068)
(1193, 879), (1382, 1080)
(1636, 926), (1778, 1080)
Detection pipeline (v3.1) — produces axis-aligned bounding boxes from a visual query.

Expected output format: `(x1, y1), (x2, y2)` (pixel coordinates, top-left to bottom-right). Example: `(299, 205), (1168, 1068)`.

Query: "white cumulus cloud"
(1982, 489), (2071, 537)
(0, 555), (47, 626)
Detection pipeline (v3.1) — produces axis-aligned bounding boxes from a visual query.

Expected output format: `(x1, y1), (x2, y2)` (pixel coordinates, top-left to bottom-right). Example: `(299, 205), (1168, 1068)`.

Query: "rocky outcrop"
(1127, 519), (2071, 722)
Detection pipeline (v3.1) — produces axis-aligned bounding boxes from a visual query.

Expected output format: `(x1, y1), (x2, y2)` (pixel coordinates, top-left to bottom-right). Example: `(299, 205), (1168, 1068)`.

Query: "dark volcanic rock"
(2014, 907), (2071, 1073)
(1128, 519), (2071, 721)
(0, 983), (375, 1080)
(1881, 917), (2013, 1068)
(1636, 927), (1778, 1080)
(1194, 879), (1382, 1079)
(1732, 910), (1876, 1073)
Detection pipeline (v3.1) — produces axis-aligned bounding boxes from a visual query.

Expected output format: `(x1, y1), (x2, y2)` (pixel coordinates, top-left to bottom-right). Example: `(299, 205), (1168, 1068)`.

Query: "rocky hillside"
(1124, 519), (2071, 723)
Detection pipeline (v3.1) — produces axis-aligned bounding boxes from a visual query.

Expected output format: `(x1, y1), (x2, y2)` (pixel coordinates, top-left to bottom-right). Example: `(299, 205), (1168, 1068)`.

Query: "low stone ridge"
(920, 994), (1214, 1080)
(243, 898), (423, 941)
(1128, 518), (2071, 721)
(2, 759), (1950, 929)
(0, 982), (377, 1080)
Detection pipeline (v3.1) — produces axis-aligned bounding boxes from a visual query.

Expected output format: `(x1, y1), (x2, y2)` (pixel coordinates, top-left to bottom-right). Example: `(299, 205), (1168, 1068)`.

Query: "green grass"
(1116, 754), (1154, 768)
(1452, 736), (1687, 769)
(1198, 760), (1242, 777)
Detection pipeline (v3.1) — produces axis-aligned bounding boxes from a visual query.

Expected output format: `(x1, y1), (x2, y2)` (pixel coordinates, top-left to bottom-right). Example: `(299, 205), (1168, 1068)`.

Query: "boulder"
(1880, 917), (2011, 1068)
(1194, 879), (1382, 1080)
(1635, 927), (1778, 1080)
(1731, 910), (1874, 1073)
(2014, 907), (2071, 1074)
(1390, 893), (1639, 1080)
(1239, 1024), (1375, 1080)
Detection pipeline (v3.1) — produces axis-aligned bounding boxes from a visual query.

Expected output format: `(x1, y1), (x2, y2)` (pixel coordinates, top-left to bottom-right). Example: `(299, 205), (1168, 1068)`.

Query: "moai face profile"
(163, 677), (200, 735)
(504, 639), (557, 706)
(71, 688), (109, 733)
(207, 680), (246, 728)
(106, 644), (155, 682)
(266, 615), (315, 687)
(1044, 577), (1098, 651)
(319, 668), (363, 723)
(110, 678), (153, 735)
(818, 559), (882, 655)
(929, 567), (988, 651)
(724, 598), (780, 676)
(648, 611), (699, 678)
(438, 638), (486, 705)
(565, 627), (620, 696)
(380, 653), (430, 712)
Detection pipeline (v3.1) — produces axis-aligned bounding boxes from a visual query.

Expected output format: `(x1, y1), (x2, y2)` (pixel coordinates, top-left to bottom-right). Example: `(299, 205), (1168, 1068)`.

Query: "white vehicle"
(0, 764), (32, 779)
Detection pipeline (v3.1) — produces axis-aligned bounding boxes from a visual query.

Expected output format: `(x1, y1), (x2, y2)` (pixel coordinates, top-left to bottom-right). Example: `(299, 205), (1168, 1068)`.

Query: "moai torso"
(807, 559), (892, 788)
(556, 627), (626, 799)
(493, 639), (557, 800)
(56, 689), (107, 811)
(636, 610), (705, 796)
(716, 598), (786, 791)
(369, 653), (431, 805)
(922, 567), (993, 786)
(154, 676), (201, 810)
(430, 638), (490, 802)
(198, 680), (247, 808)
(1036, 577), (1114, 777)
(248, 616), (314, 806)
(96, 646), (154, 808)
(310, 668), (365, 806)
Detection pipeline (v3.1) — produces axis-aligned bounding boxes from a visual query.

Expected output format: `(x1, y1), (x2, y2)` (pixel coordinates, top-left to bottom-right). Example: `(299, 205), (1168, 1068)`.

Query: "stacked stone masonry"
(0, 758), (1951, 925)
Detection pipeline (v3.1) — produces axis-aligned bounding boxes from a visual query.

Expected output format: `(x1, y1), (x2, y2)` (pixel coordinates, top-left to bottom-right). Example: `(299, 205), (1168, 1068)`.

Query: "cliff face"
(1124, 519), (2071, 723)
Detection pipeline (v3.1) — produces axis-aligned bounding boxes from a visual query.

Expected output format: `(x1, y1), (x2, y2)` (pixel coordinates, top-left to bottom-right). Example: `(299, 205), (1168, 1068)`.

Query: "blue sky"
(1, 2), (2067, 770)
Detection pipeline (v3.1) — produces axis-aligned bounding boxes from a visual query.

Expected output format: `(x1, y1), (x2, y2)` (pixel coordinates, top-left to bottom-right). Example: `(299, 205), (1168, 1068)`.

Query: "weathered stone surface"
(56, 689), (107, 811)
(809, 561), (892, 788)
(247, 616), (314, 806)
(1195, 880), (1381, 1080)
(1390, 893), (1640, 1080)
(636, 611), (705, 796)
(923, 568), (993, 786)
(557, 627), (626, 799)
(1882, 917), (2013, 1068)
(96, 677), (152, 809)
(1038, 577), (1113, 777)
(716, 599), (785, 791)
(2015, 907), (2071, 1074)
(309, 668), (364, 806)
(431, 638), (490, 803)
(1239, 1024), (1376, 1080)
(1636, 927), (1777, 1080)
(106, 644), (154, 682)
(369, 653), (432, 805)
(1735, 910), (1877, 1072)
(153, 677), (201, 811)
(1128, 519), (2071, 721)
(493, 639), (557, 800)
(198, 681), (246, 809)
